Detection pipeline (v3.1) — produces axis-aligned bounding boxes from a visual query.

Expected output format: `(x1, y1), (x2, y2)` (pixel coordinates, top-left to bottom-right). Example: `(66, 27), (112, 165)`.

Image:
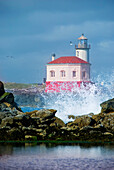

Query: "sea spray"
(40, 72), (114, 123)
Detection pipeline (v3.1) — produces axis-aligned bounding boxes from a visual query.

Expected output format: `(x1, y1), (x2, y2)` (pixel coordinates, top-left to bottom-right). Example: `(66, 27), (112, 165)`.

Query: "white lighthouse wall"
(76, 49), (89, 62)
(80, 64), (90, 81)
(46, 64), (90, 82)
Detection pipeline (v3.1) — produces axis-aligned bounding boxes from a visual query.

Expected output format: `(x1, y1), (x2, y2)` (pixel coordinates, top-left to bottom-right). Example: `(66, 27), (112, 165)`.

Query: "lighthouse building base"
(45, 81), (92, 92)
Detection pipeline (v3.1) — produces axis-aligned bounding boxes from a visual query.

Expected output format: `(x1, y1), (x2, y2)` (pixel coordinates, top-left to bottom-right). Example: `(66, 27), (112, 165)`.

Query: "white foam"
(40, 72), (114, 123)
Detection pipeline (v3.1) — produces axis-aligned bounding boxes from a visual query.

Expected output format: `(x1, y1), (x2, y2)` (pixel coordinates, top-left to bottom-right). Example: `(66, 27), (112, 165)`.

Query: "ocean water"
(0, 143), (114, 170)
(21, 106), (40, 113)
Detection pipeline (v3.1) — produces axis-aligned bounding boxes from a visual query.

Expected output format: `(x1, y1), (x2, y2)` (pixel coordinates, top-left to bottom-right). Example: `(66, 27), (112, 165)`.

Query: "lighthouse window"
(61, 70), (66, 77)
(73, 71), (76, 77)
(50, 71), (55, 77)
(82, 71), (86, 78)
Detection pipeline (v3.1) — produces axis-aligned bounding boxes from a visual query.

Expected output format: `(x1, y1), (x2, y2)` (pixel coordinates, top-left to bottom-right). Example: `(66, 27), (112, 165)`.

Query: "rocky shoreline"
(6, 88), (45, 107)
(0, 97), (114, 142)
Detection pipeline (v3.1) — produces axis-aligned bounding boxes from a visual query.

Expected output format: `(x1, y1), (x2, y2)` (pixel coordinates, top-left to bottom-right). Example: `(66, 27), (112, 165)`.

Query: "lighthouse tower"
(75, 34), (90, 62)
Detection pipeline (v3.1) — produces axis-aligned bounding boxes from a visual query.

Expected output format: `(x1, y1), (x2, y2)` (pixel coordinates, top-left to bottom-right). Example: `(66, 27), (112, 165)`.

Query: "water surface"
(0, 143), (113, 170)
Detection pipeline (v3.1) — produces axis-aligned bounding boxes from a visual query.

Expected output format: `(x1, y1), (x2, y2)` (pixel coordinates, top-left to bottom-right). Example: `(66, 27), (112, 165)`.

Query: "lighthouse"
(75, 34), (90, 62)
(45, 34), (91, 92)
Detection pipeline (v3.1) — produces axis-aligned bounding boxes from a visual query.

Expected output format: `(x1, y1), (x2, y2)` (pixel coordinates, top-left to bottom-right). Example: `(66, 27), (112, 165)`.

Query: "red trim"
(45, 81), (92, 92)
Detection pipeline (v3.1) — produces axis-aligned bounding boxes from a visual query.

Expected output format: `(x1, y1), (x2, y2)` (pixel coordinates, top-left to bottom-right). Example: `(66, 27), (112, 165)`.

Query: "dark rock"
(8, 127), (24, 140)
(31, 109), (57, 119)
(0, 111), (14, 119)
(25, 135), (37, 141)
(0, 91), (113, 142)
(92, 112), (114, 131)
(88, 113), (94, 117)
(0, 92), (14, 104)
(0, 102), (22, 114)
(68, 115), (76, 120)
(0, 81), (22, 112)
(0, 117), (14, 127)
(61, 126), (79, 132)
(89, 130), (101, 135)
(0, 128), (9, 140)
(103, 132), (113, 136)
(79, 126), (94, 131)
(100, 113), (114, 131)
(37, 124), (48, 129)
(40, 118), (55, 124)
(0, 103), (14, 112)
(0, 81), (5, 96)
(69, 115), (96, 128)
(50, 116), (65, 128)
(14, 114), (31, 127)
(100, 98), (114, 113)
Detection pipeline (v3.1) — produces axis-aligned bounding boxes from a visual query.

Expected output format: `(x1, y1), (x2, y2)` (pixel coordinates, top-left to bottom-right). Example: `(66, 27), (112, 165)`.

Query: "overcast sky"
(0, 0), (114, 83)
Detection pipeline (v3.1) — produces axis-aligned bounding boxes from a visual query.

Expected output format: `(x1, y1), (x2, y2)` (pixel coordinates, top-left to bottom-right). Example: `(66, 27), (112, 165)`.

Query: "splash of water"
(39, 72), (114, 123)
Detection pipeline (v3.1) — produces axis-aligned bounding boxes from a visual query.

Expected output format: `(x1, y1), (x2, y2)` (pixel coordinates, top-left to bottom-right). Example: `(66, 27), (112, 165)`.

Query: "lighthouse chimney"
(52, 53), (56, 61)
(75, 34), (90, 62)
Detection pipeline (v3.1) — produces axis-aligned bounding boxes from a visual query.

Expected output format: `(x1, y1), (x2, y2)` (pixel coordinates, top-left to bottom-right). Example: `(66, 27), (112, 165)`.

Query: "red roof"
(48, 56), (89, 64)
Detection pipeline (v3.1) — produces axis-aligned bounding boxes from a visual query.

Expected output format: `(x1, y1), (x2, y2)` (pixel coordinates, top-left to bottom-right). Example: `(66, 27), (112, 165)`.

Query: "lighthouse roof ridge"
(78, 34), (87, 40)
(48, 56), (89, 64)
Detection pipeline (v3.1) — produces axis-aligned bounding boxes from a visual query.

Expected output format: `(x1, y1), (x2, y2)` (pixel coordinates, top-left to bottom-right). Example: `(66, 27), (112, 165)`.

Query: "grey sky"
(0, 0), (114, 83)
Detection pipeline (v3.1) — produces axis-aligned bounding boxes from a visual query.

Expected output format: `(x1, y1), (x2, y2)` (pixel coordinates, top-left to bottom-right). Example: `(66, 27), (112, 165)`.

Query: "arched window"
(82, 71), (86, 78)
(50, 70), (55, 77)
(61, 70), (65, 77)
(73, 71), (76, 77)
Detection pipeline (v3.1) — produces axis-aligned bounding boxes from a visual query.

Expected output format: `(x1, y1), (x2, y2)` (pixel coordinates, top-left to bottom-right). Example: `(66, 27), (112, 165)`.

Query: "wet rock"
(25, 135), (37, 141)
(68, 115), (96, 128)
(101, 113), (114, 130)
(0, 102), (16, 112)
(40, 118), (55, 124)
(14, 114), (31, 127)
(0, 102), (22, 116)
(0, 83), (22, 112)
(103, 132), (113, 136)
(0, 117), (14, 127)
(37, 124), (48, 129)
(8, 127), (24, 140)
(100, 98), (114, 113)
(79, 126), (94, 132)
(0, 111), (12, 120)
(0, 101), (59, 140)
(92, 112), (114, 132)
(39, 130), (47, 139)
(62, 125), (79, 132)
(88, 113), (94, 117)
(31, 109), (57, 119)
(68, 115), (76, 120)
(50, 117), (65, 128)
(22, 127), (43, 134)
(89, 130), (101, 135)
(0, 95), (114, 142)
